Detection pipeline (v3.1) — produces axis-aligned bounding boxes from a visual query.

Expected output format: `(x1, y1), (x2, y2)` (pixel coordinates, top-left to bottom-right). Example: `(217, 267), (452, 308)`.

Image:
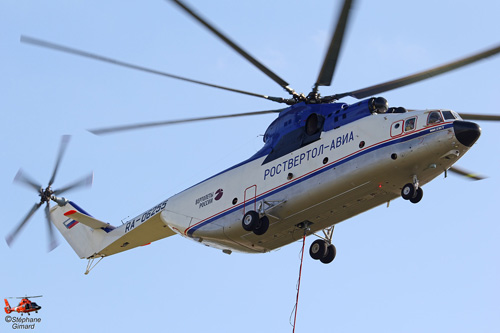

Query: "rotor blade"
(53, 172), (94, 196)
(89, 108), (285, 135)
(48, 135), (71, 187)
(21, 36), (287, 104)
(448, 166), (485, 181)
(5, 202), (42, 247)
(332, 43), (500, 100)
(44, 202), (58, 251)
(314, 0), (354, 90)
(13, 169), (42, 192)
(459, 113), (500, 121)
(169, 0), (297, 97)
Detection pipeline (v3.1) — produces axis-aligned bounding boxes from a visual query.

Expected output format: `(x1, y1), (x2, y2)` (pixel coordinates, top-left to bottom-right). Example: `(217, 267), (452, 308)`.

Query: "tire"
(401, 183), (415, 200)
(242, 211), (259, 231)
(320, 244), (336, 264)
(410, 187), (423, 204)
(253, 216), (269, 235)
(309, 239), (328, 260)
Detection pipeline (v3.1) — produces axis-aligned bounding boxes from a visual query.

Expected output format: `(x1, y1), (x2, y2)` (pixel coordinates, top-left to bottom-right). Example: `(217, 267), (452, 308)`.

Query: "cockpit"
(426, 110), (461, 126)
(427, 111), (443, 124)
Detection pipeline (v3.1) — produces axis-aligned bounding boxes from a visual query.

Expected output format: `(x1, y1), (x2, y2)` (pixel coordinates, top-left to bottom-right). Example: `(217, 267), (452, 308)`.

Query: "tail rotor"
(6, 135), (93, 251)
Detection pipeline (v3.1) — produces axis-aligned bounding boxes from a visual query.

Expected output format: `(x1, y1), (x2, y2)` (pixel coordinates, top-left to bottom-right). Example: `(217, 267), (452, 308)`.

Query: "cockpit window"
(404, 117), (416, 132)
(442, 110), (456, 120)
(427, 111), (443, 125)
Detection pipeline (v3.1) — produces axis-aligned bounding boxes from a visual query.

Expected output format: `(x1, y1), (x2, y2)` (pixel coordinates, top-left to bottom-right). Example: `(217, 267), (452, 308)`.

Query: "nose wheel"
(401, 176), (424, 204)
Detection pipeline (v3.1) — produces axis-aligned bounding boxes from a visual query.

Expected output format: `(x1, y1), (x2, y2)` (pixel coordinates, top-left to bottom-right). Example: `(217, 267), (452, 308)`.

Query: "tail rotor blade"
(53, 172), (94, 196)
(48, 135), (71, 187)
(13, 169), (42, 192)
(9, 135), (91, 250)
(44, 203), (58, 251)
(6, 202), (42, 247)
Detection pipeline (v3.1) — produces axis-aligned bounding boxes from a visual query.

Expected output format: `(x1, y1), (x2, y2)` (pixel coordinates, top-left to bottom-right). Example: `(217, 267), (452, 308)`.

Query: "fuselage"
(4, 300), (41, 314)
(159, 101), (479, 254)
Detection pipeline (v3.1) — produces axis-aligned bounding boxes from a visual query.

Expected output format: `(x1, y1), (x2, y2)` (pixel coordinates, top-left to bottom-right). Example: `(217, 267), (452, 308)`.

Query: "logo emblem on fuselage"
(215, 189), (223, 201)
(196, 189), (223, 208)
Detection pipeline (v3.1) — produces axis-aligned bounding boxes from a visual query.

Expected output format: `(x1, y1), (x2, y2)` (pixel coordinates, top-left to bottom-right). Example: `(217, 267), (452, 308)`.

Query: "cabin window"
(404, 117), (416, 132)
(427, 111), (443, 125)
(442, 110), (456, 120)
(390, 120), (404, 137)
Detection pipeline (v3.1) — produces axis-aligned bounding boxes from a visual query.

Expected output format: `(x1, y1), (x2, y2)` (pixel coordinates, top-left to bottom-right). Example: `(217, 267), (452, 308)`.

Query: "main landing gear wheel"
(253, 215), (269, 235)
(320, 244), (336, 264)
(309, 239), (336, 263)
(309, 239), (328, 259)
(242, 211), (259, 231)
(242, 211), (269, 235)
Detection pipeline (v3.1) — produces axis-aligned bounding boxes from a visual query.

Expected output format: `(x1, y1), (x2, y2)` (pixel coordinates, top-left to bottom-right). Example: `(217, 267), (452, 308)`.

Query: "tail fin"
(4, 299), (11, 314)
(50, 201), (112, 259)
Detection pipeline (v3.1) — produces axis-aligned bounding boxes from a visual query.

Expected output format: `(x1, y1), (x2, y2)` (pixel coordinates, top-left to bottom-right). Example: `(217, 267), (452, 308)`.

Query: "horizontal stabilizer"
(64, 210), (115, 232)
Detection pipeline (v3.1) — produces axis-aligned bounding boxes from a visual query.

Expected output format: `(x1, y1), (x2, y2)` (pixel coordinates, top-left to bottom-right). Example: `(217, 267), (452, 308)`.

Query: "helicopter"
(6, 0), (500, 272)
(4, 296), (42, 316)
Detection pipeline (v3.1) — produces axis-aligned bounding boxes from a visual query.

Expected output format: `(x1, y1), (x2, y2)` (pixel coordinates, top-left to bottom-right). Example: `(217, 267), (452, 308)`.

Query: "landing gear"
(253, 216), (269, 235)
(309, 226), (336, 264)
(410, 188), (423, 204)
(309, 239), (337, 264)
(401, 183), (416, 200)
(321, 244), (336, 264)
(309, 239), (327, 259)
(242, 211), (269, 235)
(401, 176), (423, 204)
(242, 211), (259, 231)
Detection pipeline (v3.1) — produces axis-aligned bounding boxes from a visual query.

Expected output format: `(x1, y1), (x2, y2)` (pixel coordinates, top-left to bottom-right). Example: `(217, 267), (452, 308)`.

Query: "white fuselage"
(160, 110), (470, 254)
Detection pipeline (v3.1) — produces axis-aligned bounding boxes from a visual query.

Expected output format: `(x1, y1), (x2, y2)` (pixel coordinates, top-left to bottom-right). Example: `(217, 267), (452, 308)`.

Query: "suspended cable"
(290, 228), (308, 332)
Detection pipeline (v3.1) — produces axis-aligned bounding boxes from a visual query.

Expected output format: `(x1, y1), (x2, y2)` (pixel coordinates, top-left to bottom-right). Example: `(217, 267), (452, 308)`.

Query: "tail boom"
(50, 200), (175, 259)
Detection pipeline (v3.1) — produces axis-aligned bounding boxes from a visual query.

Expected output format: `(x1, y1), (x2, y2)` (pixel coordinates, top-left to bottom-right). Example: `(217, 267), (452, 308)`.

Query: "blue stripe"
(69, 201), (94, 217)
(69, 201), (115, 232)
(186, 123), (453, 237)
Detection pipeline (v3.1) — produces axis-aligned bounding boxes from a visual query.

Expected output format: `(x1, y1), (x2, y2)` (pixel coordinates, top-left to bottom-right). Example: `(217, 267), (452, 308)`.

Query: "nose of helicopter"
(453, 120), (481, 147)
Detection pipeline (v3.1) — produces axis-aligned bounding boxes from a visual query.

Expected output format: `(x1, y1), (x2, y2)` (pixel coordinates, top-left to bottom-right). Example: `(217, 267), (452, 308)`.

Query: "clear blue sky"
(1, 1), (499, 332)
